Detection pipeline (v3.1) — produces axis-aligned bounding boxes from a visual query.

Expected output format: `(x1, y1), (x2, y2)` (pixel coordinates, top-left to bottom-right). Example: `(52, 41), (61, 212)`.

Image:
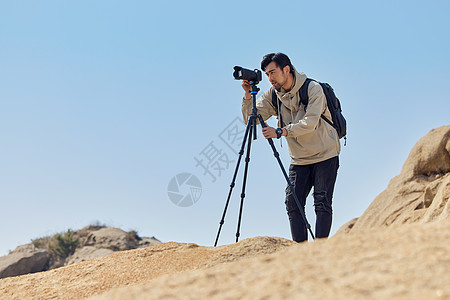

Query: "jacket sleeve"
(241, 89), (277, 125)
(285, 82), (326, 137)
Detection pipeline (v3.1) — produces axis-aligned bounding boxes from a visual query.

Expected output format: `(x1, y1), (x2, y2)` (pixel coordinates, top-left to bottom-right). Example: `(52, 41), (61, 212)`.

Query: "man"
(241, 52), (340, 242)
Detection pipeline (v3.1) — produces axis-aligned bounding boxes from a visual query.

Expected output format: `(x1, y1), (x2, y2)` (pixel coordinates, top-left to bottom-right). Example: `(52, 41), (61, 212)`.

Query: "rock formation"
(337, 125), (450, 233)
(0, 244), (50, 279)
(0, 226), (160, 279)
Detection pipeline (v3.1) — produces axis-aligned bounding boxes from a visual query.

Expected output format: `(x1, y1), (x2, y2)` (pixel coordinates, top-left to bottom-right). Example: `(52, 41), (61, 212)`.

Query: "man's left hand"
(262, 123), (277, 139)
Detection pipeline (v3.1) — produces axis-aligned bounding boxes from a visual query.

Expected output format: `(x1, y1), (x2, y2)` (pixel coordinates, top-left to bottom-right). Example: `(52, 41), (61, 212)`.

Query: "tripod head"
(250, 83), (260, 93)
(248, 83), (261, 140)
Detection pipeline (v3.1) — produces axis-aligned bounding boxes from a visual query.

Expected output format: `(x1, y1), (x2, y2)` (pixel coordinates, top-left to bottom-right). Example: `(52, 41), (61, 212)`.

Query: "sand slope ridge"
(1, 223), (449, 300)
(90, 219), (450, 300)
(0, 236), (294, 299)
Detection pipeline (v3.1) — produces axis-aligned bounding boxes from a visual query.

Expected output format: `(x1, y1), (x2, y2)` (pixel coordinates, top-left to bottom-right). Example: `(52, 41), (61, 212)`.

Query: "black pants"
(285, 156), (339, 242)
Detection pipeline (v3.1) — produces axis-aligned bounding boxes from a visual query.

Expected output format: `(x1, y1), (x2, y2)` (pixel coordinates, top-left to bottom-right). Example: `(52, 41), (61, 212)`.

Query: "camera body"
(233, 66), (262, 84)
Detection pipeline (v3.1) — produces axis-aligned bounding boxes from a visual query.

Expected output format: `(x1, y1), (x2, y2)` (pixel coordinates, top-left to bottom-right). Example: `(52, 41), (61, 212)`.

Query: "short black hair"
(261, 53), (294, 74)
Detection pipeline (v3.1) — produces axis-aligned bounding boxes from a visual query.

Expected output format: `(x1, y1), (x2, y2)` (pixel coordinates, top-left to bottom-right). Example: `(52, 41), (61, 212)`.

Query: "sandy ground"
(0, 236), (294, 299)
(0, 219), (449, 300)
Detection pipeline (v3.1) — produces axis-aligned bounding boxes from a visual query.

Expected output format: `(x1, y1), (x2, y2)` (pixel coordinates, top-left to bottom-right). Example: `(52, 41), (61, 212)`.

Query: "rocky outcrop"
(65, 247), (115, 266)
(0, 245), (50, 278)
(337, 125), (450, 234)
(84, 228), (139, 251)
(0, 226), (161, 279)
(138, 237), (161, 248)
(65, 228), (160, 266)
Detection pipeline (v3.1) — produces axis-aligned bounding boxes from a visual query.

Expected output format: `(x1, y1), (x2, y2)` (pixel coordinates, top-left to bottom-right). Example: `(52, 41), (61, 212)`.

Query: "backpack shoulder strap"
(271, 89), (278, 114)
(271, 89), (285, 127)
(321, 114), (335, 128)
(299, 78), (313, 111)
(300, 79), (331, 125)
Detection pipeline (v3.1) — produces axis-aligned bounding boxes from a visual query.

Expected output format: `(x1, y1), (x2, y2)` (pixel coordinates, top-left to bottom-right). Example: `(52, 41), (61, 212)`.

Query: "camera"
(233, 66), (262, 84)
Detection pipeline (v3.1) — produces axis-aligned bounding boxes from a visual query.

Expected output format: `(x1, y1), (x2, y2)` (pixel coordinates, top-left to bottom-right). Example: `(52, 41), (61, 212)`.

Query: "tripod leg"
(235, 118), (255, 243)
(257, 115), (315, 240)
(214, 116), (254, 246)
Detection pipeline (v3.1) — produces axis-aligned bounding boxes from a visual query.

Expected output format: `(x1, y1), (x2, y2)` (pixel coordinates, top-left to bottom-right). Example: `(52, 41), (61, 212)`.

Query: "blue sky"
(1, 0), (449, 255)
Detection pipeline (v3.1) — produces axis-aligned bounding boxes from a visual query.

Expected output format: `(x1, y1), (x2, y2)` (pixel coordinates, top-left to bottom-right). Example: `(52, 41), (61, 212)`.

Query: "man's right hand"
(242, 80), (252, 100)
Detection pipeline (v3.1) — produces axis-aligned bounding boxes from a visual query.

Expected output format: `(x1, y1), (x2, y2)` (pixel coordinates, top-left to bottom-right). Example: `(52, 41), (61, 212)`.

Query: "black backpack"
(271, 78), (347, 143)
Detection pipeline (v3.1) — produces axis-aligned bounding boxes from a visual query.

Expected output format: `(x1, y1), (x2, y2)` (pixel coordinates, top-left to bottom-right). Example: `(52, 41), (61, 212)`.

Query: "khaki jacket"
(241, 69), (340, 165)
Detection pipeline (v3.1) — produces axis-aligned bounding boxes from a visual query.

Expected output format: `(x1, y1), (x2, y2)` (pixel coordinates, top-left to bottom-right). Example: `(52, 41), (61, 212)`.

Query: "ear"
(283, 65), (290, 75)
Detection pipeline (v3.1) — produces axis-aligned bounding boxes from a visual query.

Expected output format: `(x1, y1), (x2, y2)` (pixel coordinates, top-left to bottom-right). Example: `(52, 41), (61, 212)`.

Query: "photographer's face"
(264, 61), (290, 91)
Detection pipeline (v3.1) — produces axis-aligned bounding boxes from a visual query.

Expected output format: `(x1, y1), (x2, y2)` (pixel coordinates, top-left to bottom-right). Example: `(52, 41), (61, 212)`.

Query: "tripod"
(214, 83), (315, 246)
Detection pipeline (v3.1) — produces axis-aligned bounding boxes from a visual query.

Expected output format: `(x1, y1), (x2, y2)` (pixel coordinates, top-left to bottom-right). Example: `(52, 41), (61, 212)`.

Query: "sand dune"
(89, 220), (450, 300)
(0, 237), (294, 299)
(1, 220), (448, 299)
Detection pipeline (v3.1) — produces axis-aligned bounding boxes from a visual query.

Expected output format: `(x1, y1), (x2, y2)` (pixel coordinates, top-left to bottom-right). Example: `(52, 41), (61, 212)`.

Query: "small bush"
(126, 230), (142, 242)
(49, 230), (79, 258)
(32, 236), (51, 249)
